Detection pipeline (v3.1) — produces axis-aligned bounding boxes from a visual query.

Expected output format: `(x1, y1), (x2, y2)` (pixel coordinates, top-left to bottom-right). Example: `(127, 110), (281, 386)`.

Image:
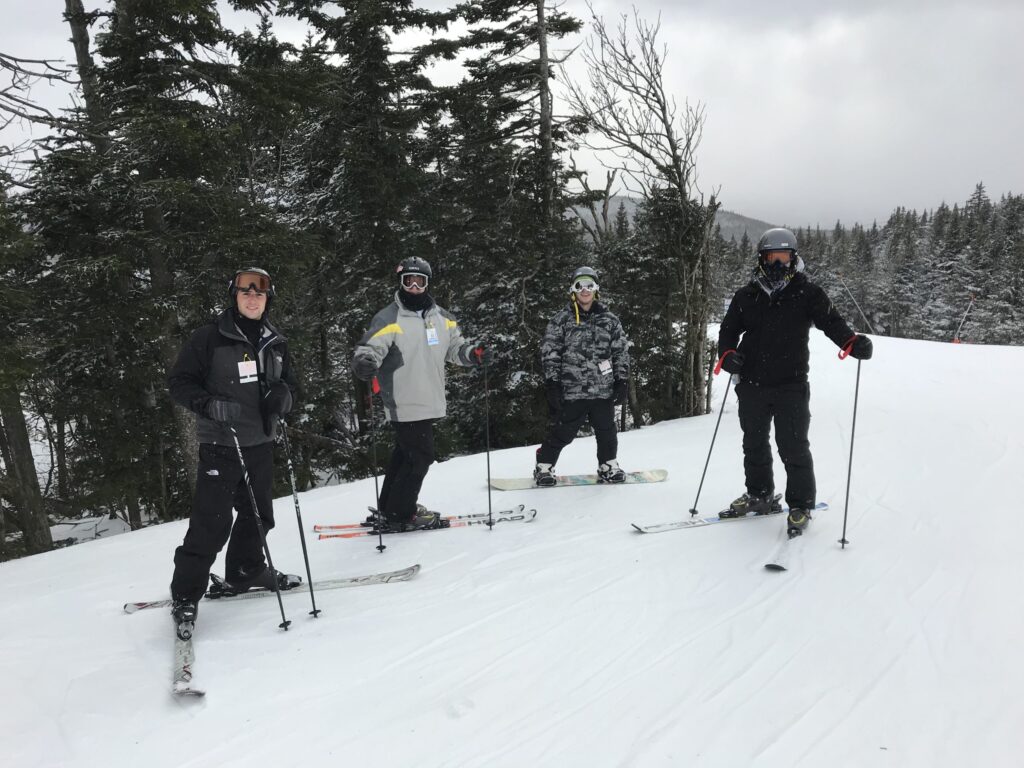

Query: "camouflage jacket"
(541, 301), (630, 401)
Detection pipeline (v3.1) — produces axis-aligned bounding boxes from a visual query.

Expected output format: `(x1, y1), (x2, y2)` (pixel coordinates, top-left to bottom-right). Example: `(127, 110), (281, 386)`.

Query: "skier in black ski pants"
(718, 228), (872, 533)
(167, 268), (297, 633)
(352, 257), (492, 531)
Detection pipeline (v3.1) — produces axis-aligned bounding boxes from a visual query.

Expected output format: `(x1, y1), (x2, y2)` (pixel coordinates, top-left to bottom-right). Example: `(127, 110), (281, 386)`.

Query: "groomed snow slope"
(2, 332), (1022, 767)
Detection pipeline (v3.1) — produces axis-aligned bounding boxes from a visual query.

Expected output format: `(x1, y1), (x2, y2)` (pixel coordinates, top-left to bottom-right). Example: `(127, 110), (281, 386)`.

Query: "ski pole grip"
(714, 350), (736, 375)
(838, 335), (857, 360)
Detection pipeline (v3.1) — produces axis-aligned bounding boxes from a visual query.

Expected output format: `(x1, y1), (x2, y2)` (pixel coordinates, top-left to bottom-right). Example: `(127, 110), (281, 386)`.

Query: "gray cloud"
(4, 0), (1021, 227)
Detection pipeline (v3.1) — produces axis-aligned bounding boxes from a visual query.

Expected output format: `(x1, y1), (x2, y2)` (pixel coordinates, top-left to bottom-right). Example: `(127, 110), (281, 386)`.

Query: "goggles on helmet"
(571, 279), (599, 294)
(760, 249), (794, 265)
(401, 273), (428, 290)
(234, 270), (272, 295)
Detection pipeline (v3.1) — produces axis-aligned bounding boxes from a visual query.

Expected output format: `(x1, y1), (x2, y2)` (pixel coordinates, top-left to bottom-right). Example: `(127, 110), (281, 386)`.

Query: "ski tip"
(764, 563), (788, 572)
(173, 685), (206, 697)
(631, 524), (646, 533)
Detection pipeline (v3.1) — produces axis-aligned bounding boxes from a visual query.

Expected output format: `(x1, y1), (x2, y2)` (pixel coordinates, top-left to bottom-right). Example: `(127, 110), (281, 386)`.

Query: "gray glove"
(205, 399), (242, 424)
(352, 353), (378, 382)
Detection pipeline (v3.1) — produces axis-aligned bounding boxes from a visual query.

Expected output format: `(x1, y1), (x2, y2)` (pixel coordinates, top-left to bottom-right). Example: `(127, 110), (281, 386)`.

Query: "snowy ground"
(2, 332), (1023, 767)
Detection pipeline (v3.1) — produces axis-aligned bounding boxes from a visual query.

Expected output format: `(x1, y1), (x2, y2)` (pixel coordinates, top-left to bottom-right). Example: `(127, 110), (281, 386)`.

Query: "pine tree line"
(709, 183), (1024, 345)
(1, 1), (716, 559)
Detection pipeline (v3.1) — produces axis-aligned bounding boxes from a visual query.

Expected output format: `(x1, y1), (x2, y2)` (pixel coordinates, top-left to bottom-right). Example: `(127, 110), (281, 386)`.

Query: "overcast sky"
(3, 0), (1022, 227)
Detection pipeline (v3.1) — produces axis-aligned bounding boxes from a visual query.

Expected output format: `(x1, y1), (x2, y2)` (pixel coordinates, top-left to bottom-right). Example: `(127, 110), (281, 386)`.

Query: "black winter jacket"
(168, 309), (297, 447)
(718, 272), (854, 387)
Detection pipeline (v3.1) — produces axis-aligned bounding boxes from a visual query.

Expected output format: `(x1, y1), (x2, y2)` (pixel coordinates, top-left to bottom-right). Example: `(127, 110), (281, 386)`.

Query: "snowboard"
(490, 468), (667, 491)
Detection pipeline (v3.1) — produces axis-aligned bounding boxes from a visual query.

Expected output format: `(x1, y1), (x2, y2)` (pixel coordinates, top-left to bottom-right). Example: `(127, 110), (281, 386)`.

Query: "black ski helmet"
(396, 257), (432, 280)
(228, 267), (275, 298)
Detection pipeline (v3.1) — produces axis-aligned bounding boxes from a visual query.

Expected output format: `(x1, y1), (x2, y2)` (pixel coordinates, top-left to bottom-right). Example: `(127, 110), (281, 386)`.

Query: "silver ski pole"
(279, 422), (320, 617)
(689, 373), (734, 517)
(839, 359), (863, 549)
(369, 378), (385, 553)
(229, 427), (291, 631)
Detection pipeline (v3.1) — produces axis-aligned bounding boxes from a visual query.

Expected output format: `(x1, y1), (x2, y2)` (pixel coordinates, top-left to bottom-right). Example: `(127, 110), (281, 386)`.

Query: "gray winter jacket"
(541, 301), (630, 401)
(354, 293), (478, 422)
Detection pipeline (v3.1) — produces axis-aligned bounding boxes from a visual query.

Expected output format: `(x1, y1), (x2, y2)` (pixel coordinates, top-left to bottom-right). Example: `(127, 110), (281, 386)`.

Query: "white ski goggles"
(571, 280), (599, 294)
(401, 273), (429, 289)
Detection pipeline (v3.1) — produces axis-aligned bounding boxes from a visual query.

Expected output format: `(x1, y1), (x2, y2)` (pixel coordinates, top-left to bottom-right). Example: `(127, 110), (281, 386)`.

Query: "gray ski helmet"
(571, 266), (599, 283)
(756, 228), (798, 258)
(569, 266), (600, 297)
(755, 228), (798, 287)
(229, 267), (275, 298)
(396, 257), (432, 280)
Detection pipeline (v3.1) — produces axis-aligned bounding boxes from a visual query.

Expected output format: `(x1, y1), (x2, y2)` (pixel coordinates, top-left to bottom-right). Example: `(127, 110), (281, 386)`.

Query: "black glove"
(468, 342), (494, 367)
(205, 399), (241, 424)
(850, 335), (873, 360)
(613, 379), (629, 405)
(545, 380), (562, 417)
(263, 380), (292, 416)
(720, 350), (745, 375)
(352, 353), (378, 382)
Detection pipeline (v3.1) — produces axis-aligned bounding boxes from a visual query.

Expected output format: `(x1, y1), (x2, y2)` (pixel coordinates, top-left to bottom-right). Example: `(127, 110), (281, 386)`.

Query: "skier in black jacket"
(717, 228), (872, 534)
(166, 268), (298, 635)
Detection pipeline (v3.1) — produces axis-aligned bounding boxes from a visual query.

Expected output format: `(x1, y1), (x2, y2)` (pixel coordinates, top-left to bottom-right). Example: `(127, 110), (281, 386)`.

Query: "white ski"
(173, 637), (205, 697)
(126, 564), (421, 614)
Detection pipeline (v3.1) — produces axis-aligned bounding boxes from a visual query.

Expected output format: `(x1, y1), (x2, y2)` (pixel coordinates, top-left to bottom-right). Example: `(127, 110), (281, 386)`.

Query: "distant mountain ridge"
(573, 195), (774, 245)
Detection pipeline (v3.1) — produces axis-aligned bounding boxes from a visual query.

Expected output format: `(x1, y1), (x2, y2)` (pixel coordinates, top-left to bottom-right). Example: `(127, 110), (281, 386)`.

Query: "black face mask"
(757, 257), (794, 291)
(399, 289), (433, 312)
(233, 308), (263, 347)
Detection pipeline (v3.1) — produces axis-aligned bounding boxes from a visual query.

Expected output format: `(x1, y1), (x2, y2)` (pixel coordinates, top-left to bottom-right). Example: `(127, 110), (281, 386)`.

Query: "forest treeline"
(1, 2), (1018, 559)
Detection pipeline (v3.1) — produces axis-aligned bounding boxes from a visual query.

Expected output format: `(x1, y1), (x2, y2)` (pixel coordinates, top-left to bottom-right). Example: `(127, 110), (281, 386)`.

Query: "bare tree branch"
(0, 51), (75, 131)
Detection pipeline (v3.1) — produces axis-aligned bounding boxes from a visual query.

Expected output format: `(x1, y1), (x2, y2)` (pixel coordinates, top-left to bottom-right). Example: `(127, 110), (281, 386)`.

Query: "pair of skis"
(125, 564), (423, 697)
(633, 501), (830, 572)
(315, 505), (537, 539)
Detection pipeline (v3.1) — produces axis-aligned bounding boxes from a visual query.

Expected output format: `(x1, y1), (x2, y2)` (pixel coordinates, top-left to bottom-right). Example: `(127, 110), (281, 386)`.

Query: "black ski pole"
(368, 377), (385, 553)
(229, 426), (291, 631)
(839, 358), (863, 549)
(689, 370), (734, 517)
(279, 422), (321, 617)
(482, 356), (494, 529)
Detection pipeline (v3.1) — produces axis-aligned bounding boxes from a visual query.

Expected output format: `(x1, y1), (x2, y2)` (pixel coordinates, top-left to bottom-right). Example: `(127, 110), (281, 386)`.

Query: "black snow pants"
(735, 379), (815, 510)
(536, 398), (618, 466)
(378, 419), (436, 524)
(171, 442), (275, 602)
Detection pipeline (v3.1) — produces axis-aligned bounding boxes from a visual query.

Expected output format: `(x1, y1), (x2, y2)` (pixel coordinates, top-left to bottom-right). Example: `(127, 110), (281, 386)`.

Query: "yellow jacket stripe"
(370, 323), (404, 340)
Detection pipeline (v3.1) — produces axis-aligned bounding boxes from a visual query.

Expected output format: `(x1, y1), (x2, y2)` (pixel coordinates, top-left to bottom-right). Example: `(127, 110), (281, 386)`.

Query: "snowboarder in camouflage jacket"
(534, 267), (630, 486)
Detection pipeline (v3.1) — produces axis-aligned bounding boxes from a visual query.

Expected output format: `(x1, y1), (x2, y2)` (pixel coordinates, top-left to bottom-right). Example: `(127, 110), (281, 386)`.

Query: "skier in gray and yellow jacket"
(352, 257), (492, 531)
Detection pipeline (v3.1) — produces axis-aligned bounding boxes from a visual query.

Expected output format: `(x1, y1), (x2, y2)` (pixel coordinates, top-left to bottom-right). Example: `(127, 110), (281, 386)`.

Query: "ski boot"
(786, 507), (812, 537)
(171, 598), (199, 641)
(719, 492), (781, 519)
(597, 459), (626, 484)
(405, 504), (448, 531)
(533, 463), (557, 487)
(217, 565), (302, 595)
(376, 504), (449, 533)
(363, 506), (382, 527)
